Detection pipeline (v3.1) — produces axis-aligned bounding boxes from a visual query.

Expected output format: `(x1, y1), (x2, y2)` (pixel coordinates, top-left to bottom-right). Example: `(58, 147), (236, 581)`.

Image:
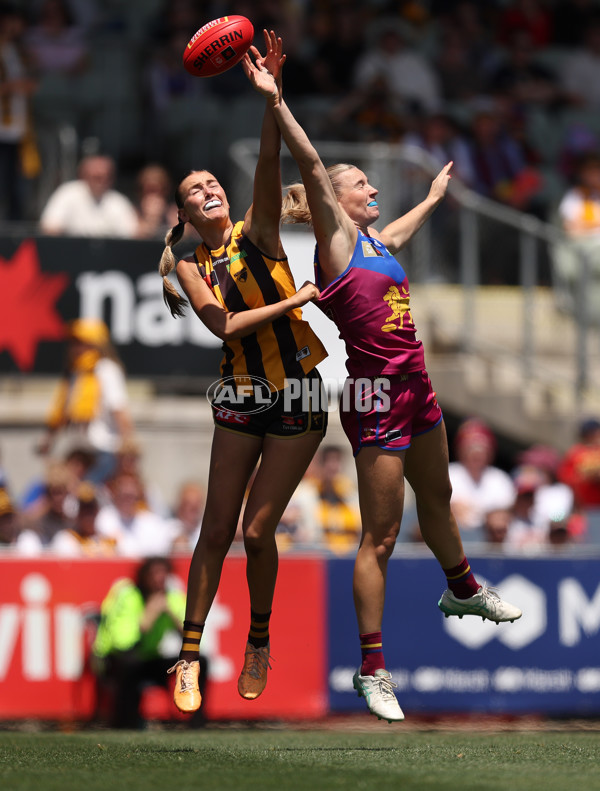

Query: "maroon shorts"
(339, 370), (442, 456)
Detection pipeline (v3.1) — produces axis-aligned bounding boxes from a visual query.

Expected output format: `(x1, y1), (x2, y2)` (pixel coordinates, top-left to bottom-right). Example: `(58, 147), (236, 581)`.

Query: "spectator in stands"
(433, 26), (485, 104)
(95, 472), (171, 557)
(169, 481), (205, 553)
(481, 506), (512, 547)
(404, 111), (475, 188)
(555, 152), (600, 315)
(558, 418), (600, 510)
(134, 163), (179, 240)
(487, 29), (561, 112)
(22, 444), (94, 513)
(16, 462), (75, 554)
(466, 105), (543, 212)
(104, 436), (167, 518)
(561, 15), (600, 109)
(0, 1), (36, 221)
(514, 443), (575, 535)
(24, 0), (89, 76)
(352, 18), (441, 116)
(0, 486), (19, 548)
(37, 318), (135, 485)
(496, 0), (553, 50)
(50, 481), (116, 556)
(39, 154), (139, 237)
(92, 556), (206, 729)
(504, 466), (548, 551)
(325, 77), (405, 143)
(312, 445), (361, 556)
(558, 152), (600, 239)
(308, 0), (367, 97)
(448, 418), (516, 540)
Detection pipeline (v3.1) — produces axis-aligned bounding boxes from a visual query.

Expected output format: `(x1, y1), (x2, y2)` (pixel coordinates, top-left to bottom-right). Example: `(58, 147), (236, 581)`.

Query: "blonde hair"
(281, 163), (356, 226)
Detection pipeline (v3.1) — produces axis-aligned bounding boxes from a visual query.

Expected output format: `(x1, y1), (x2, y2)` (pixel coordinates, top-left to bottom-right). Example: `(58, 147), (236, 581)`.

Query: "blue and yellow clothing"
(194, 220), (327, 391)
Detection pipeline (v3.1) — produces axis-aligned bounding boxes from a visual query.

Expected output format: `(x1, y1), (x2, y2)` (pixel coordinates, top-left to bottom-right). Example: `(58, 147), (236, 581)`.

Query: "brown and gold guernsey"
(194, 221), (327, 391)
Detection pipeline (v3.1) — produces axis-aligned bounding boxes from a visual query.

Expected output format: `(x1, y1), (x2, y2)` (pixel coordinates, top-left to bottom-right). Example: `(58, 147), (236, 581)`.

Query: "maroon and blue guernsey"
(314, 229), (426, 378)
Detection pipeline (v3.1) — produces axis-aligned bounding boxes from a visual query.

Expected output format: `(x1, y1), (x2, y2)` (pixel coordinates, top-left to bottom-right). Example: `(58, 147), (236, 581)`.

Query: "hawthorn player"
(162, 30), (327, 713)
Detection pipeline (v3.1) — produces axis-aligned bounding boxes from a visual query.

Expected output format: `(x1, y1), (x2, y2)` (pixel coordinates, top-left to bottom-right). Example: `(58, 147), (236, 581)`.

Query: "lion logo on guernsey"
(381, 285), (412, 332)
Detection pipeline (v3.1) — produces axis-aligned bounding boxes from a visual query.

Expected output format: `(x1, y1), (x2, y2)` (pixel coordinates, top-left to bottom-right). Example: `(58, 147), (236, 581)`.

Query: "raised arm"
(243, 37), (356, 278)
(242, 31), (286, 256)
(376, 162), (453, 254)
(176, 257), (319, 342)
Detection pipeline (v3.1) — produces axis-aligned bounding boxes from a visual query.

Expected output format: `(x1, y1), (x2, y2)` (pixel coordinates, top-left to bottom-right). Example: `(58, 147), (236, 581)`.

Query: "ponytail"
(281, 182), (313, 225)
(281, 164), (355, 227)
(159, 220), (188, 318)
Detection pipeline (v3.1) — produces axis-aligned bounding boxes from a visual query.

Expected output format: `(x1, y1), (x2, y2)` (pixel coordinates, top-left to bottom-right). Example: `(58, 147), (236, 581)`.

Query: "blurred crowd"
(3, 0), (600, 236)
(1, 315), (600, 557)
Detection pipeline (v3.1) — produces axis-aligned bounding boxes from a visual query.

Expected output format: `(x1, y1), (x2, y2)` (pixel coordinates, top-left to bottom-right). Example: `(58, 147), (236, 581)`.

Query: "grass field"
(1, 724), (600, 791)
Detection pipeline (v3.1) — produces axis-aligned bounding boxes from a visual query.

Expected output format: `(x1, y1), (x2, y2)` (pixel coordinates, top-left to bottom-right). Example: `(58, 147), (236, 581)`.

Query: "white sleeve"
(107, 193), (139, 237)
(39, 183), (77, 231)
(557, 191), (580, 224)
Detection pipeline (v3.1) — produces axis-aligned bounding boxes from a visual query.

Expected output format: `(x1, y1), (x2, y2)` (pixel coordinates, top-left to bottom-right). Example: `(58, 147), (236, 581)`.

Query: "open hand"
(428, 161), (453, 202)
(241, 29), (285, 99)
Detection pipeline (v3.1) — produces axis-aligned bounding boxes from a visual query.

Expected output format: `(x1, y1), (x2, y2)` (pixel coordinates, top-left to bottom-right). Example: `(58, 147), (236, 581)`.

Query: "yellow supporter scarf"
(46, 350), (102, 429)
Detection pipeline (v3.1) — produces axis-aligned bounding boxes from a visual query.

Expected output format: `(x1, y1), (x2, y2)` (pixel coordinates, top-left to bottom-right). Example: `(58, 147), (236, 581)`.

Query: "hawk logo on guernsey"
(233, 268), (248, 282)
(381, 285), (412, 332)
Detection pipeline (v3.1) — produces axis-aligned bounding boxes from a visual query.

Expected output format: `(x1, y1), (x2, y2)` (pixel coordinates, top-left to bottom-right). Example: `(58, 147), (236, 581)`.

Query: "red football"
(183, 15), (254, 77)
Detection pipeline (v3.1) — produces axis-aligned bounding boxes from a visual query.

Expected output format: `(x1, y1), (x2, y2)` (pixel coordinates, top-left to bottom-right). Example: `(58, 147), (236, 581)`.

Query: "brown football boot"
(237, 642), (271, 700)
(168, 659), (201, 712)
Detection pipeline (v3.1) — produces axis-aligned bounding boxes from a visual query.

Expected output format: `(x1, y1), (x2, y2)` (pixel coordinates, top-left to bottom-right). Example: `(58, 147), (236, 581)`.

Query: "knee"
(364, 524), (399, 562)
(198, 522), (236, 556)
(376, 531), (398, 561)
(243, 521), (276, 555)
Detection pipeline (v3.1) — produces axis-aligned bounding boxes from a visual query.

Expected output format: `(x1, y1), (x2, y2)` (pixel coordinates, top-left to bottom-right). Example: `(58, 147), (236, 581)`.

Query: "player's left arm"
(377, 162), (453, 254)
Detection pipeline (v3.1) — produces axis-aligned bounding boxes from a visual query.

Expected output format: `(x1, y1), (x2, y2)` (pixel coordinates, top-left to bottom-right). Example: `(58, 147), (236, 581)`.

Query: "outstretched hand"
(242, 29), (285, 100)
(428, 161), (453, 202)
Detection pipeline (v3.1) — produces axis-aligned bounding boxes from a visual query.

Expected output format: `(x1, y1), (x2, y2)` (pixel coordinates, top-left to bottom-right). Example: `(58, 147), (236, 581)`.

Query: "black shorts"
(211, 368), (328, 439)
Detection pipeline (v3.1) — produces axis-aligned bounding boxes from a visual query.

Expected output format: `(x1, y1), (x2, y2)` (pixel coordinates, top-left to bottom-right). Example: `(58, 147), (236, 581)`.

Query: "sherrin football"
(183, 15), (254, 77)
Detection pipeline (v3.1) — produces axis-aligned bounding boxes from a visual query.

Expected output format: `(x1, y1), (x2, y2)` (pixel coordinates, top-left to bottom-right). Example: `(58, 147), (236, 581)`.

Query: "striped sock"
(248, 610), (271, 648)
(443, 557), (480, 599)
(360, 631), (385, 676)
(179, 620), (204, 662)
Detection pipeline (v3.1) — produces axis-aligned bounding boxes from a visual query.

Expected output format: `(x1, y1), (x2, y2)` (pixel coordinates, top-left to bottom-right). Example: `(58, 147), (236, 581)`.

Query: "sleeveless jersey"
(194, 221), (327, 391)
(314, 228), (425, 378)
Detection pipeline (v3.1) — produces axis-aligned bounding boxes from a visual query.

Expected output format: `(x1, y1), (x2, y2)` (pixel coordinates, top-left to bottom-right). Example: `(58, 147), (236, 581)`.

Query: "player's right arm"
(243, 43), (355, 279)
(176, 257), (319, 341)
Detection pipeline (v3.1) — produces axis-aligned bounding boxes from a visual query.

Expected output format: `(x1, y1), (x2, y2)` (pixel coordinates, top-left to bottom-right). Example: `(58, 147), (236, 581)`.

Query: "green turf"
(1, 728), (599, 791)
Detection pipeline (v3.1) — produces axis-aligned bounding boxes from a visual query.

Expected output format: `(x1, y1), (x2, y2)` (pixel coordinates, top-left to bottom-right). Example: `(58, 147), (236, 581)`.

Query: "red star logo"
(0, 240), (69, 370)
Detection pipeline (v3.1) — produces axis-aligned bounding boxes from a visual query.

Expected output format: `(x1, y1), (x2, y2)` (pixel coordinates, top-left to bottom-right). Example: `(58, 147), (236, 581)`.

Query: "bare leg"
(242, 432), (323, 613)
(184, 428), (262, 623)
(353, 447), (406, 634)
(404, 421), (465, 568)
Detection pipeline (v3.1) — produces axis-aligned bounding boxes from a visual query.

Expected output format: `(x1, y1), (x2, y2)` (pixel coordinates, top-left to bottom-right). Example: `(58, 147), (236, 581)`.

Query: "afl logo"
(206, 374), (278, 414)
